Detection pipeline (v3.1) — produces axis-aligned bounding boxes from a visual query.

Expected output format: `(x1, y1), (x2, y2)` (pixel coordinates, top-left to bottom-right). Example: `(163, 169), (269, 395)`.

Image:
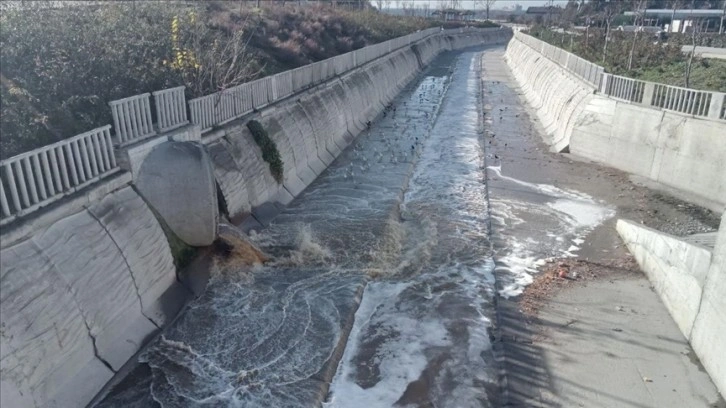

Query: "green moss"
(247, 119), (283, 183)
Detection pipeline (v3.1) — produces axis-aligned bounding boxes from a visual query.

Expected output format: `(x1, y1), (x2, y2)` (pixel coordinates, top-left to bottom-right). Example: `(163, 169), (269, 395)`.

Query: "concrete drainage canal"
(97, 46), (612, 408)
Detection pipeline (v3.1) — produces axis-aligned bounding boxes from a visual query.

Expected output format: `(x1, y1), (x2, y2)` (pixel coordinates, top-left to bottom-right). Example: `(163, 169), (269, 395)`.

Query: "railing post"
(599, 73), (611, 94)
(707, 92), (725, 120)
(271, 75), (279, 101)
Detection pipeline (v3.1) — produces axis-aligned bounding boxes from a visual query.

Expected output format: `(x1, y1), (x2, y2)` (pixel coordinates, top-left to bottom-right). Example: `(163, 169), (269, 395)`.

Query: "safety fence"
(187, 27), (498, 132)
(600, 74), (725, 120)
(0, 126), (117, 224)
(2, 26), (502, 224)
(515, 31), (726, 121)
(513, 31), (604, 87)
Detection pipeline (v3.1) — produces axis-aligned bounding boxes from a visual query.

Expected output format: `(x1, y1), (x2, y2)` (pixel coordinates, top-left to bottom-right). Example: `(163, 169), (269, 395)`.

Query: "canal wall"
(203, 31), (510, 223)
(504, 34), (726, 210)
(0, 29), (510, 408)
(617, 212), (726, 397)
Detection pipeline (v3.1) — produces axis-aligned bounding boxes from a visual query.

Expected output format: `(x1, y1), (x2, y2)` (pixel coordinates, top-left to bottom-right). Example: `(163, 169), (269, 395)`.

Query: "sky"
(387, 0), (571, 10)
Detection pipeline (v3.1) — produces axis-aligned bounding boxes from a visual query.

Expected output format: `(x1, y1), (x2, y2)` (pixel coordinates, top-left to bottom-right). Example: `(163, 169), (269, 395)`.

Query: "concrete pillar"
(599, 73), (611, 94)
(642, 82), (656, 107)
(707, 92), (725, 120)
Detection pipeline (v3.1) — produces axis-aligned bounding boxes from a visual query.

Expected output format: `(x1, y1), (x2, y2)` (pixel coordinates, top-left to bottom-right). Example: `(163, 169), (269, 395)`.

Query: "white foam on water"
(548, 199), (612, 228)
(325, 281), (451, 408)
(490, 165), (615, 298)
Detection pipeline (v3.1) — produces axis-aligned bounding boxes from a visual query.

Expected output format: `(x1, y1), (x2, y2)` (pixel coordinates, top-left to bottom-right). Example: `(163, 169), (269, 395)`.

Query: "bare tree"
(438, 0), (449, 18)
(401, 1), (415, 16)
(181, 12), (263, 96)
(476, 0), (497, 21)
(421, 2), (429, 17)
(601, 1), (620, 63)
(375, 0), (383, 10)
(451, 0), (461, 10)
(685, 5), (702, 88)
(627, 0), (647, 71)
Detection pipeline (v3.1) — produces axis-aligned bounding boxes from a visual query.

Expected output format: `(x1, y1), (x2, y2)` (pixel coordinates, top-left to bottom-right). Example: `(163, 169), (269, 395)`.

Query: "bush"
(1, 3), (185, 158)
(247, 120), (283, 184)
(1, 2), (445, 159)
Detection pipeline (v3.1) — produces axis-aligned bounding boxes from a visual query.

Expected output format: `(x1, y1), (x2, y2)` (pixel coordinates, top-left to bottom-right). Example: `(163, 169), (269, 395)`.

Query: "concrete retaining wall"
(0, 29), (510, 408)
(505, 37), (726, 208)
(690, 213), (726, 397)
(208, 31), (510, 221)
(617, 214), (726, 397)
(0, 186), (186, 408)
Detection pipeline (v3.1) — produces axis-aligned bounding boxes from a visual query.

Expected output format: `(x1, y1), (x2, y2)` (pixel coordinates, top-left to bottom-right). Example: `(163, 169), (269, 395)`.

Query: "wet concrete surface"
(482, 47), (724, 407)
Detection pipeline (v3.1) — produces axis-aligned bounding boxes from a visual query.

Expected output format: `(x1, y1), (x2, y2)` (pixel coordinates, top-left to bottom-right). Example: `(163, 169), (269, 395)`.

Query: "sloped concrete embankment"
(0, 30), (510, 408)
(617, 212), (726, 398)
(504, 36), (726, 209)
(0, 183), (187, 408)
(206, 31), (510, 223)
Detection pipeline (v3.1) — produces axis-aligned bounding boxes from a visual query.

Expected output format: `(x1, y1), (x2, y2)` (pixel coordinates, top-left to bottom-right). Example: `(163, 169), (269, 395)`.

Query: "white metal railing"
(516, 31), (725, 121)
(153, 86), (189, 132)
(187, 27), (504, 132)
(650, 83), (713, 117)
(0, 26), (508, 224)
(599, 74), (725, 120)
(514, 31), (604, 87)
(602, 74), (645, 103)
(0, 125), (117, 224)
(109, 93), (156, 146)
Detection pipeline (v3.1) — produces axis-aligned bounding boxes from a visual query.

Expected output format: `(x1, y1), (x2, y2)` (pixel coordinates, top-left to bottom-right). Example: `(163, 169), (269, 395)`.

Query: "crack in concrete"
(86, 207), (161, 330)
(29, 238), (117, 373)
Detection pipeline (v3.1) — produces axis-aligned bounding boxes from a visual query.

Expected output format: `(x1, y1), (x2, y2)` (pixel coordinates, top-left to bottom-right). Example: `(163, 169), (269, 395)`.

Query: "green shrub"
(247, 120), (283, 184)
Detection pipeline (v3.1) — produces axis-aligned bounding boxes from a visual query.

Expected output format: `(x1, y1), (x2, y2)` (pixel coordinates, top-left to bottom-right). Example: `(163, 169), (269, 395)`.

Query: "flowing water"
(99, 47), (613, 408)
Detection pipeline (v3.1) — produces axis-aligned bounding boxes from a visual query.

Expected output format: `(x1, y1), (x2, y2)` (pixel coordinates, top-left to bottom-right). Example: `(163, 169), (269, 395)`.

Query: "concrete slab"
(482, 46), (724, 408)
(536, 277), (723, 408)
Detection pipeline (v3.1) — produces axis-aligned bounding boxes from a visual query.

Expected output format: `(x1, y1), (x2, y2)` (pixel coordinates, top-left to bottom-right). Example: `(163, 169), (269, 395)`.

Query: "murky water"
(99, 47), (613, 408)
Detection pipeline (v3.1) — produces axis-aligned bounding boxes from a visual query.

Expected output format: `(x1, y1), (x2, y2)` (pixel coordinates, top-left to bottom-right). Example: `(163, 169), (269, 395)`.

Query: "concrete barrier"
(204, 30), (511, 221)
(505, 35), (726, 208)
(616, 220), (712, 336)
(617, 213), (726, 397)
(0, 186), (184, 408)
(135, 141), (219, 246)
(690, 213), (726, 397)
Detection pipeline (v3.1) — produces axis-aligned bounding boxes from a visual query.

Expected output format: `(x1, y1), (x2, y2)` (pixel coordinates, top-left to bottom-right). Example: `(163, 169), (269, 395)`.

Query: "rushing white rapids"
(326, 53), (499, 408)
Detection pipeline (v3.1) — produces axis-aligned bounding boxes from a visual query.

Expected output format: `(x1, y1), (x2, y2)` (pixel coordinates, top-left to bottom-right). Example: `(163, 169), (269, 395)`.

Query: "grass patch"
(247, 119), (283, 183)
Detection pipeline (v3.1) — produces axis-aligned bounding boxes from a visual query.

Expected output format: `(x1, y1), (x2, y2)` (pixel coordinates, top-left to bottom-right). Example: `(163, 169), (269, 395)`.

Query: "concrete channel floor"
(481, 47), (725, 408)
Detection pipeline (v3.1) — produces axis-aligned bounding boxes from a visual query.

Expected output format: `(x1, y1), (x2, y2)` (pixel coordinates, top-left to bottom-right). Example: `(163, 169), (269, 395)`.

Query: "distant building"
(624, 9), (725, 34)
(525, 6), (563, 23)
(431, 9), (476, 22)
